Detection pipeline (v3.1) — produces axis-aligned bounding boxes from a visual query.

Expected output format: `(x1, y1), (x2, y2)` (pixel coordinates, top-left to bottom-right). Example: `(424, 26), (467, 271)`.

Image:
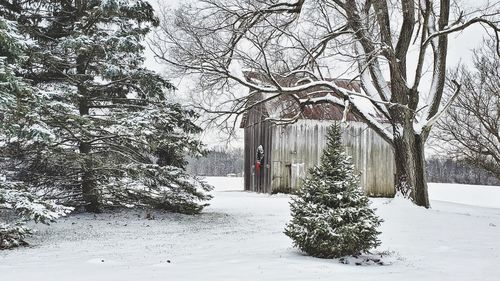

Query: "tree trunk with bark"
(393, 128), (430, 208)
(78, 95), (100, 213)
(77, 51), (100, 212)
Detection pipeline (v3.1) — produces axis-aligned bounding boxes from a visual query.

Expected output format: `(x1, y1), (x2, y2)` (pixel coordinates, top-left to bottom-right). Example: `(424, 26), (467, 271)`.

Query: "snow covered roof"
(240, 71), (386, 128)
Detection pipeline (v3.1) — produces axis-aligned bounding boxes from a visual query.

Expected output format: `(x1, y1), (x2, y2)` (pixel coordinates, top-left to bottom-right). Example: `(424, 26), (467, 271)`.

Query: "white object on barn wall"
(290, 163), (306, 190)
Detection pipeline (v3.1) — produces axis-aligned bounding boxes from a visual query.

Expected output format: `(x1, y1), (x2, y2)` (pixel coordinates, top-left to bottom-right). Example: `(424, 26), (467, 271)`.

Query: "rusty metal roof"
(240, 71), (381, 128)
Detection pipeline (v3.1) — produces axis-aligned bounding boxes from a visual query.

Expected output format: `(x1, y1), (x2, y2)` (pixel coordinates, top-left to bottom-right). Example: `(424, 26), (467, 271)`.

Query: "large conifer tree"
(1, 18), (72, 249)
(285, 124), (382, 258)
(0, 0), (212, 213)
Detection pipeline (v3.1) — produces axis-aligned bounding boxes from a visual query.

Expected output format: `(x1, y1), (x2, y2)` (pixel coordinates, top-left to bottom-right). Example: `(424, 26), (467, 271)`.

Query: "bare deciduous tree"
(436, 41), (500, 180)
(150, 0), (500, 207)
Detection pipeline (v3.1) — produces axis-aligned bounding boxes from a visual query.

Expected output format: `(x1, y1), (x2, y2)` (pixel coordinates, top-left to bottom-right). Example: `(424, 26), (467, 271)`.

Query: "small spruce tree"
(284, 124), (382, 258)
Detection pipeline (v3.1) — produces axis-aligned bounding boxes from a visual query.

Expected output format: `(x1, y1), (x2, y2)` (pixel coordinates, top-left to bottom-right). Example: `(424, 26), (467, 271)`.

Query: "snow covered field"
(1, 177), (499, 281)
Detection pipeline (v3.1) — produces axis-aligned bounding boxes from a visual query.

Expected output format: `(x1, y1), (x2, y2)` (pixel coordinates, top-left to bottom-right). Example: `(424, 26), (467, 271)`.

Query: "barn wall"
(243, 101), (273, 193)
(270, 120), (395, 197)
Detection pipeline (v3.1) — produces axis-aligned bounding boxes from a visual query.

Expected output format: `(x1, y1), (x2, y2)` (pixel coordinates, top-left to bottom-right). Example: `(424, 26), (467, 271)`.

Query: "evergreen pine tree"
(0, 1), (212, 214)
(0, 181), (73, 249)
(284, 124), (382, 258)
(1, 18), (72, 250)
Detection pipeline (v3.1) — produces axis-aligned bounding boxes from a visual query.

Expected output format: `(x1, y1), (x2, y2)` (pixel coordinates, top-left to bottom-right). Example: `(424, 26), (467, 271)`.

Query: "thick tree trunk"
(393, 131), (430, 208)
(76, 51), (100, 212)
(413, 134), (429, 207)
(78, 89), (100, 212)
(79, 139), (100, 213)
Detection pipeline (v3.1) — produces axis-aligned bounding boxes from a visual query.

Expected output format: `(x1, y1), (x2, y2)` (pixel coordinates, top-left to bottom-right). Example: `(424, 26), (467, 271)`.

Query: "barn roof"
(240, 71), (384, 128)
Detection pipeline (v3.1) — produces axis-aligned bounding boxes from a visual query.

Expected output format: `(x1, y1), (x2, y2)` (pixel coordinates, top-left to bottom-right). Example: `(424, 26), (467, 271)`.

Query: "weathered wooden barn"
(240, 74), (395, 197)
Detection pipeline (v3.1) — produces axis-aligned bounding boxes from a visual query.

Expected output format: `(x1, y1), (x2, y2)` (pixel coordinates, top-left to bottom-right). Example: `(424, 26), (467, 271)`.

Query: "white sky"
(143, 0), (493, 150)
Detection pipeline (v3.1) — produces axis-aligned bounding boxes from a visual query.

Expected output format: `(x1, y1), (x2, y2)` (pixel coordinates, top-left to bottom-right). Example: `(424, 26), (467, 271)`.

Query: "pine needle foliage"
(284, 124), (383, 258)
(0, 1), (212, 214)
(0, 182), (72, 250)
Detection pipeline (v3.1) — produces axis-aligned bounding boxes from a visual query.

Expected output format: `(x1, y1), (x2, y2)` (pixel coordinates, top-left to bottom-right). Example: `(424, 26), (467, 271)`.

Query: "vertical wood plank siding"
(273, 120), (395, 197)
(245, 119), (395, 197)
(243, 98), (273, 193)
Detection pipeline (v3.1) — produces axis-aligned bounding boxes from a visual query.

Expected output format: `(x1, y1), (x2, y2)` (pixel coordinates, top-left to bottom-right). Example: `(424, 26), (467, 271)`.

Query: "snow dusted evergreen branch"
(285, 124), (382, 258)
(1, 16), (73, 249)
(101, 164), (213, 214)
(1, 0), (213, 213)
(0, 183), (73, 225)
(0, 224), (32, 250)
(0, 182), (73, 249)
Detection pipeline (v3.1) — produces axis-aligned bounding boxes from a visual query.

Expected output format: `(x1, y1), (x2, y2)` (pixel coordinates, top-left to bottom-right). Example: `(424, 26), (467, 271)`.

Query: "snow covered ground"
(1, 178), (499, 281)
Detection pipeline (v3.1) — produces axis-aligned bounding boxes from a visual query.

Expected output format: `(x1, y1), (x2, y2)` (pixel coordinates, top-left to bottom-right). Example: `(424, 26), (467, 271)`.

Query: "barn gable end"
(240, 76), (396, 197)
